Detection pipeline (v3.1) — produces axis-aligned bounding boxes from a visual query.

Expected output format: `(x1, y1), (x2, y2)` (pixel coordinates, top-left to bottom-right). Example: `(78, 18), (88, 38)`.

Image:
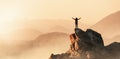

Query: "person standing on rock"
(70, 17), (81, 51)
(72, 17), (81, 28)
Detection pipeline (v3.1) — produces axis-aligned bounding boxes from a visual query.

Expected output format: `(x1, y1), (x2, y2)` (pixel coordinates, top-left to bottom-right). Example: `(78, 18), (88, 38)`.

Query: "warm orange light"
(0, 8), (18, 39)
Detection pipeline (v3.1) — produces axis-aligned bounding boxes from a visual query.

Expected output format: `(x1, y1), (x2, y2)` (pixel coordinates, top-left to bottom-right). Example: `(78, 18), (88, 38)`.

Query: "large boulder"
(49, 28), (120, 59)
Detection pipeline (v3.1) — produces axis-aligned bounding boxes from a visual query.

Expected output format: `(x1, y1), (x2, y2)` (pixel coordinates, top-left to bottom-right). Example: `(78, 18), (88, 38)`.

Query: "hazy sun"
(0, 8), (17, 21)
(0, 8), (19, 39)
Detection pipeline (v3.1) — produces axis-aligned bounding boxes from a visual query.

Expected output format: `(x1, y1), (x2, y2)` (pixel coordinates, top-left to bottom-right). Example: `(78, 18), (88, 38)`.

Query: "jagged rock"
(49, 28), (120, 59)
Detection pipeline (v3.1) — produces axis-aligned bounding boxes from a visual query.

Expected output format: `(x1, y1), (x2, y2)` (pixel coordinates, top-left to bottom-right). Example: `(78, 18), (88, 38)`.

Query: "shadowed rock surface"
(49, 28), (120, 59)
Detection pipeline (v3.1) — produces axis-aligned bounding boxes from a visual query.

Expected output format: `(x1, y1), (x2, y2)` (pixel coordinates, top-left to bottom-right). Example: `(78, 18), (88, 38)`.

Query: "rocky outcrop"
(49, 28), (120, 59)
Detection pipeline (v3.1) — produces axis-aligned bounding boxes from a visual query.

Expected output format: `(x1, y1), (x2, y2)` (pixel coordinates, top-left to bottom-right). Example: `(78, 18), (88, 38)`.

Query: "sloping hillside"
(92, 11), (120, 39)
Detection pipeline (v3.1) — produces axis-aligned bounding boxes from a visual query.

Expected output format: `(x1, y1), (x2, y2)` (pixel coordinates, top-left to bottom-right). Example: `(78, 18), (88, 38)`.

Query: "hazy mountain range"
(0, 11), (120, 59)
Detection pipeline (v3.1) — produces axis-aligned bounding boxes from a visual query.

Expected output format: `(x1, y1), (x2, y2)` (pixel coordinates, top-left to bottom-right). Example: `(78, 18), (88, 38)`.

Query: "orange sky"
(0, 1), (120, 58)
(0, 0), (120, 24)
(0, 0), (120, 37)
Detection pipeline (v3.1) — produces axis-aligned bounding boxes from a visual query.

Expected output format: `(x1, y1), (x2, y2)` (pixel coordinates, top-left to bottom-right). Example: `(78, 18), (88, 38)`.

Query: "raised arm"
(72, 17), (75, 20)
(78, 17), (81, 20)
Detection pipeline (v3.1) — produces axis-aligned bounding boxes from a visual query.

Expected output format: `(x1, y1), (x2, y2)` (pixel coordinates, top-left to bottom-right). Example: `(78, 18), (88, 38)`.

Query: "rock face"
(49, 28), (120, 59)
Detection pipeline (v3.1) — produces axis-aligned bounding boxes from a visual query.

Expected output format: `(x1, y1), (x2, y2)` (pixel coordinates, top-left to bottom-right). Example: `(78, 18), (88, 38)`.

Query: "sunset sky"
(0, 1), (120, 59)
(0, 0), (120, 23)
(0, 0), (120, 37)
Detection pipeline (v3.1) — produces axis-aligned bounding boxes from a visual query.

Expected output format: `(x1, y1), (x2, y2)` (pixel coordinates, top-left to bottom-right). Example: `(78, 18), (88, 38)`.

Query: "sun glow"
(0, 8), (18, 21)
(0, 8), (19, 40)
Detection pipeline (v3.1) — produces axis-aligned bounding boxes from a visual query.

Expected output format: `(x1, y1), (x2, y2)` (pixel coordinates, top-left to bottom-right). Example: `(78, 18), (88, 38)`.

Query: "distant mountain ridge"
(30, 32), (70, 48)
(92, 11), (120, 39)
